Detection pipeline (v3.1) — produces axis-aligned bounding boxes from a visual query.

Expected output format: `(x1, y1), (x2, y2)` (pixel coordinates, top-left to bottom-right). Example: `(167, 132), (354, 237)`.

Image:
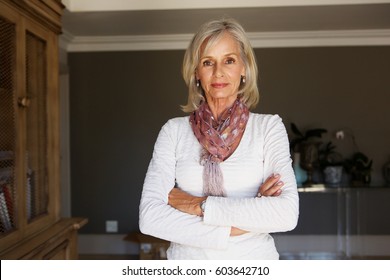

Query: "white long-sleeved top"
(139, 113), (299, 259)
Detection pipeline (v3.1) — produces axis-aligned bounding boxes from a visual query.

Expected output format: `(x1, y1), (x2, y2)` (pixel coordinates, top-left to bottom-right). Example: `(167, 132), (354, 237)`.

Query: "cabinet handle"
(18, 97), (31, 108)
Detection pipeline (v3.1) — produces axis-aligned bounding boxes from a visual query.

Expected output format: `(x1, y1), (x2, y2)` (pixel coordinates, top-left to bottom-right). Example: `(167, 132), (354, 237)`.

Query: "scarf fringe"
(203, 159), (225, 197)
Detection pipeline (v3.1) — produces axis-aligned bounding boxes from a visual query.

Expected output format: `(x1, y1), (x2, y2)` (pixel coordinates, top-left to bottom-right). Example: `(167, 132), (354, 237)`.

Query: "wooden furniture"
(124, 232), (170, 260)
(0, 0), (87, 259)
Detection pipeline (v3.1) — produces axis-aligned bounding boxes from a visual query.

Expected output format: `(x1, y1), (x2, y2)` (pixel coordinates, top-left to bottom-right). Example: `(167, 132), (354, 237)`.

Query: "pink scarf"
(190, 98), (249, 196)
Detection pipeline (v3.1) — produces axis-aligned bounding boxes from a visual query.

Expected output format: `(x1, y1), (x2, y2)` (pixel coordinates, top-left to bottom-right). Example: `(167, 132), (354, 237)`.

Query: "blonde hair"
(181, 18), (259, 113)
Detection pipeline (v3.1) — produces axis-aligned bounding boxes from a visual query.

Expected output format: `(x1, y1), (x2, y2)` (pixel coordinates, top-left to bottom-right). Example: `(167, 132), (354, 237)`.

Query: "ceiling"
(60, 0), (390, 51)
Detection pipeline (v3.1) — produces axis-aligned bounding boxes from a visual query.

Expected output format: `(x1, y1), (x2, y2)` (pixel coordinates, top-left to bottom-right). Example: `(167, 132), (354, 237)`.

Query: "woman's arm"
(139, 119), (231, 250)
(203, 115), (299, 233)
(167, 115), (299, 234)
(168, 172), (283, 216)
(168, 173), (284, 235)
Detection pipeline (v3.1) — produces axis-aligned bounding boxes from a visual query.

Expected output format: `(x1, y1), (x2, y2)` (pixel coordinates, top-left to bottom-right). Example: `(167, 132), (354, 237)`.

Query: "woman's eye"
(203, 60), (213, 66)
(226, 58), (235, 64)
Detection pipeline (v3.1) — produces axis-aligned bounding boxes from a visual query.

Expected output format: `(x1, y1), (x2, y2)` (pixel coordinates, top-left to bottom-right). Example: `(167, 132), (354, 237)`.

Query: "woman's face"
(196, 32), (245, 105)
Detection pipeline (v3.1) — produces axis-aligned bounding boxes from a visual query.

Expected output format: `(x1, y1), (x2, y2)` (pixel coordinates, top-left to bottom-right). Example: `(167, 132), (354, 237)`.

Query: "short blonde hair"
(181, 18), (259, 113)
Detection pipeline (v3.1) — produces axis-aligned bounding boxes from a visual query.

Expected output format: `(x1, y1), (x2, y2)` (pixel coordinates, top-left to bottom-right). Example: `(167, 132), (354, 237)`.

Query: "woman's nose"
(213, 63), (224, 78)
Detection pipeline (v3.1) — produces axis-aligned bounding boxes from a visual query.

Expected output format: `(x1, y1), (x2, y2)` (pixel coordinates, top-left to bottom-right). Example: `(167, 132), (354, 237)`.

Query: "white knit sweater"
(139, 113), (299, 259)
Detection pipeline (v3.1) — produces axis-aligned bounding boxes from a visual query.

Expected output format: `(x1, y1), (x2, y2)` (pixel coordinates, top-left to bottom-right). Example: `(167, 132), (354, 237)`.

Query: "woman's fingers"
(258, 174), (284, 197)
(263, 181), (284, 196)
(261, 174), (280, 190)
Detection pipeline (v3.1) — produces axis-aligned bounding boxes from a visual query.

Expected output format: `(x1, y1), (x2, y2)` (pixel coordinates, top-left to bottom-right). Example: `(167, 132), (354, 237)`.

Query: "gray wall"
(69, 46), (390, 234)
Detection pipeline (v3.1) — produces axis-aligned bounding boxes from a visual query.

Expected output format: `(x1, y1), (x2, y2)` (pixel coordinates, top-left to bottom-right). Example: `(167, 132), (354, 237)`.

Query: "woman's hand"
(230, 227), (249, 236)
(257, 173), (284, 198)
(168, 188), (206, 216)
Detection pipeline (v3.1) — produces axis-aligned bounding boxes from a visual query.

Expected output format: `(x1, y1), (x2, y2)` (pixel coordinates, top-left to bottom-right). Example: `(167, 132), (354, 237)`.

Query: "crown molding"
(59, 29), (74, 50)
(62, 29), (390, 52)
(62, 0), (390, 12)
(248, 29), (390, 48)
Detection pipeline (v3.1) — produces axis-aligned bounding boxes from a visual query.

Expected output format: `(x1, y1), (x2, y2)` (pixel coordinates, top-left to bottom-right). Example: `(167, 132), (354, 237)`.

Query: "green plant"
(345, 152), (373, 184)
(319, 141), (344, 169)
(289, 123), (327, 153)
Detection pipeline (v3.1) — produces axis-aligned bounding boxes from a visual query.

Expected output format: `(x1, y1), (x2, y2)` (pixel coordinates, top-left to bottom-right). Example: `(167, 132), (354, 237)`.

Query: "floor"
(79, 253), (390, 260)
(79, 254), (139, 260)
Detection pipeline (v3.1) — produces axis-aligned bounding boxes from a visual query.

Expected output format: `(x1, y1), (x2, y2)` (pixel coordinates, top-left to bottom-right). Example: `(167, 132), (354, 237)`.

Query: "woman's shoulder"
(249, 112), (288, 137)
(249, 112), (283, 126)
(160, 116), (190, 135)
(163, 116), (190, 128)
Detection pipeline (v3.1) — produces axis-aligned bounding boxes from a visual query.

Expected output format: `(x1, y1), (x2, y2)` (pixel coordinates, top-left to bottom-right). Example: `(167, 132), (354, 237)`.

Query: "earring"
(241, 75), (246, 84)
(196, 79), (200, 87)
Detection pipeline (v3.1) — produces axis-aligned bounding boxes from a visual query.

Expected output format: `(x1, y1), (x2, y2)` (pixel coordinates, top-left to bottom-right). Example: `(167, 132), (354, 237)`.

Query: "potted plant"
(319, 141), (345, 186)
(289, 123), (327, 186)
(344, 152), (373, 186)
(289, 123), (328, 154)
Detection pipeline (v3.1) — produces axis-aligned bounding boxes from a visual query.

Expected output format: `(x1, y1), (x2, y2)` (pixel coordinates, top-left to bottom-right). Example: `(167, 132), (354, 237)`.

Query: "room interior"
(1, 0), (389, 260)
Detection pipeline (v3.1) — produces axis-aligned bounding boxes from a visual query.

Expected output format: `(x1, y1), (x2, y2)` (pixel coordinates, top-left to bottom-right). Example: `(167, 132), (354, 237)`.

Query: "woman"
(139, 18), (299, 260)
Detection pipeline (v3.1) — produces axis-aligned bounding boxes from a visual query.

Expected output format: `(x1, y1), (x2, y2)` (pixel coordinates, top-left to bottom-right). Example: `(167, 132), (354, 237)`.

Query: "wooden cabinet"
(0, 0), (87, 259)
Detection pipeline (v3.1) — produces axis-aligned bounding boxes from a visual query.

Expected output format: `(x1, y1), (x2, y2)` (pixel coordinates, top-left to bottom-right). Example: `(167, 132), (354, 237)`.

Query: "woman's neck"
(206, 97), (236, 120)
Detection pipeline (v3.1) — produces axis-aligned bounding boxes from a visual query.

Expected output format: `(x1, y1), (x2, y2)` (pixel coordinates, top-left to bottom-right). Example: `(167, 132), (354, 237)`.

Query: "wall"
(68, 47), (390, 238)
(69, 50), (187, 235)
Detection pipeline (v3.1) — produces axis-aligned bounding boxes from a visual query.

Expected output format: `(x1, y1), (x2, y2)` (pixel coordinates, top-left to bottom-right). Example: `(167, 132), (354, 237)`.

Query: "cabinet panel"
(25, 27), (49, 222)
(292, 192), (339, 234)
(286, 188), (390, 235)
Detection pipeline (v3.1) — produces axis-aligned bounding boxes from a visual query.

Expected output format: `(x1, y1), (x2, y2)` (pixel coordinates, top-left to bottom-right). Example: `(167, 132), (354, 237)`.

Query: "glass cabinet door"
(0, 15), (17, 235)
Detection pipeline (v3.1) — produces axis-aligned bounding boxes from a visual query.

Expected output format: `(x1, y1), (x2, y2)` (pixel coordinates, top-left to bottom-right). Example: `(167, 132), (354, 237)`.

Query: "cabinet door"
(23, 18), (60, 233)
(18, 14), (60, 240)
(0, 1), (60, 251)
(0, 3), (20, 246)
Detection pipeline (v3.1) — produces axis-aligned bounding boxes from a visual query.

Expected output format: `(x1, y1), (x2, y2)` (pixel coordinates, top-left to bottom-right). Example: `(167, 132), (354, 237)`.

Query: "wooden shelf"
(0, 217), (88, 259)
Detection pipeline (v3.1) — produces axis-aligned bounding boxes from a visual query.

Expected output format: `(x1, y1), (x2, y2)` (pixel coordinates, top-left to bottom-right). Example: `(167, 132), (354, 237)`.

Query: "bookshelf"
(0, 0), (87, 259)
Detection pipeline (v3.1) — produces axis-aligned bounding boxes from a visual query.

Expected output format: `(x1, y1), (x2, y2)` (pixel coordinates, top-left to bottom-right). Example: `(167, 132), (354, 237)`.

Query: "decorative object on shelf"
(289, 123), (327, 154)
(345, 152), (373, 186)
(300, 142), (321, 186)
(323, 166), (343, 186)
(289, 123), (327, 186)
(383, 158), (390, 186)
(319, 142), (345, 186)
(293, 152), (307, 187)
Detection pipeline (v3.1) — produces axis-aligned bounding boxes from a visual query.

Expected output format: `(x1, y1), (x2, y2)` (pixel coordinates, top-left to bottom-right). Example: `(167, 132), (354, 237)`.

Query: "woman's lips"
(211, 83), (228, 89)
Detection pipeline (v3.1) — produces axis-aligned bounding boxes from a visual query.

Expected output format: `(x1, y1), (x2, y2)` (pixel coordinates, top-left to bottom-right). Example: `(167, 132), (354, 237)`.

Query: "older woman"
(139, 18), (299, 260)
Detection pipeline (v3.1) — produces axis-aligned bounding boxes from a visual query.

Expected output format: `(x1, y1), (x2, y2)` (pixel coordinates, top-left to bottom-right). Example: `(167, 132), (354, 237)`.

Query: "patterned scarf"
(190, 98), (249, 196)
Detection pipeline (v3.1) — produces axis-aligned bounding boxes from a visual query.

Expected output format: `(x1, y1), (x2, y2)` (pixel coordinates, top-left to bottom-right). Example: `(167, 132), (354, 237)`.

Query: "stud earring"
(196, 79), (200, 87)
(241, 75), (246, 84)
